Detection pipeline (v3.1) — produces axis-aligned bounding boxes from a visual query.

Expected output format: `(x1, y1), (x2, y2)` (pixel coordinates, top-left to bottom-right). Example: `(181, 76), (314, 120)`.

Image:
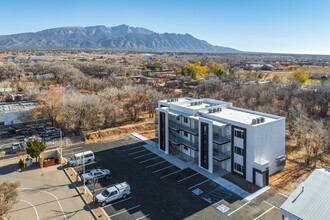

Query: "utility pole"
(83, 152), (86, 194)
(60, 129), (63, 164)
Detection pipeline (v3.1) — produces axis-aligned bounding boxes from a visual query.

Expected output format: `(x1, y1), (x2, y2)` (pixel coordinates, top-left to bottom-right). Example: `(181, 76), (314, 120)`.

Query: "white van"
(96, 182), (131, 207)
(67, 150), (95, 166)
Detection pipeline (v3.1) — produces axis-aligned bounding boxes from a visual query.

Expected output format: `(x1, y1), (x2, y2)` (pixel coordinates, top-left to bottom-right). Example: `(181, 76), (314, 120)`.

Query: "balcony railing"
(213, 133), (231, 145)
(169, 136), (198, 151)
(213, 151), (231, 162)
(168, 120), (198, 135)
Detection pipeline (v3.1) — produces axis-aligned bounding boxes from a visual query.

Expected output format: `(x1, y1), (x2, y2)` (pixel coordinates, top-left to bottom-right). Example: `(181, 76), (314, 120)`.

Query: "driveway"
(0, 157), (94, 220)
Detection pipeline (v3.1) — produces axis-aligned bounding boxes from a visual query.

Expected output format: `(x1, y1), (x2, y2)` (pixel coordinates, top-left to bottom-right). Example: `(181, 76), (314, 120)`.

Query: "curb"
(63, 167), (99, 220)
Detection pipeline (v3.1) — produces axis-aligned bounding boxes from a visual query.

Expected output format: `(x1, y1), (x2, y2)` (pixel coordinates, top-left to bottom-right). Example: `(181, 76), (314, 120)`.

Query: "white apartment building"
(156, 97), (286, 187)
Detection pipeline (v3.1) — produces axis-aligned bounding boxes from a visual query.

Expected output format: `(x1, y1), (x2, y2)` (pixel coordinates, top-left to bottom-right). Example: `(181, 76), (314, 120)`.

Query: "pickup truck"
(81, 169), (111, 183)
(96, 182), (131, 207)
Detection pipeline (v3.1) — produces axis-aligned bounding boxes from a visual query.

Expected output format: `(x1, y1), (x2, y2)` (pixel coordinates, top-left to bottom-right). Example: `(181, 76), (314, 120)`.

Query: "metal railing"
(169, 135), (198, 151)
(213, 151), (231, 162)
(168, 120), (198, 135)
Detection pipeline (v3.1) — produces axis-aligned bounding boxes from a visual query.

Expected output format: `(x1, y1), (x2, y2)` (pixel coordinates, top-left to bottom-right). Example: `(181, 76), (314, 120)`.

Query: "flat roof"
(160, 97), (282, 126)
(280, 168), (330, 220)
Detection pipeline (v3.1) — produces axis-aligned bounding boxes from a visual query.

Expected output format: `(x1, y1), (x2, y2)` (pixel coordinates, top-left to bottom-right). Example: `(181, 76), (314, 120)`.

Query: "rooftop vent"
(167, 98), (179, 103)
(252, 117), (266, 125)
(252, 119), (257, 124)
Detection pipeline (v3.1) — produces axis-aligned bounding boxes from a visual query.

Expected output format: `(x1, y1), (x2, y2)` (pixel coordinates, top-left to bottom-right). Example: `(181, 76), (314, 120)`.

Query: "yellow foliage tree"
(182, 62), (207, 80)
(293, 68), (309, 83)
(206, 61), (224, 74)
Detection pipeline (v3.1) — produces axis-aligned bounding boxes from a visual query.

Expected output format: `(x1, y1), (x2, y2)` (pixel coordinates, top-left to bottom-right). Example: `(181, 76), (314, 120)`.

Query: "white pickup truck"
(96, 182), (131, 206)
(81, 169), (111, 183)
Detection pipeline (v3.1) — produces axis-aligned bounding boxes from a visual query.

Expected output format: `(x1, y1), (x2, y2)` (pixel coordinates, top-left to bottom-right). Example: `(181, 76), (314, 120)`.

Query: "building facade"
(156, 97), (286, 187)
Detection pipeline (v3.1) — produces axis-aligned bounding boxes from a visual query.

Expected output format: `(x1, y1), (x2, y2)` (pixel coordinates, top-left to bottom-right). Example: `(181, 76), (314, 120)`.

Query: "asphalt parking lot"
(67, 135), (287, 220)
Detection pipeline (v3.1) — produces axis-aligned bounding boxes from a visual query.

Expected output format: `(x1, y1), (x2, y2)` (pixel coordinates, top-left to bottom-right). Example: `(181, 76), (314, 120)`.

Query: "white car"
(67, 150), (95, 166)
(96, 182), (131, 207)
(81, 169), (111, 183)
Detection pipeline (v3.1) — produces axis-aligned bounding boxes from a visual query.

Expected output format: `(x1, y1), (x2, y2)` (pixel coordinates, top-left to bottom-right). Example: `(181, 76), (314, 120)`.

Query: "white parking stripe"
(227, 201), (250, 216)
(145, 160), (166, 168)
(123, 146), (144, 152)
(128, 149), (148, 155)
(109, 205), (141, 218)
(188, 179), (210, 190)
(160, 169), (182, 179)
(136, 214), (150, 220)
(177, 173), (199, 182)
(139, 157), (159, 164)
(102, 197), (133, 207)
(152, 165), (174, 173)
(20, 200), (39, 220)
(254, 206), (274, 220)
(133, 152), (153, 159)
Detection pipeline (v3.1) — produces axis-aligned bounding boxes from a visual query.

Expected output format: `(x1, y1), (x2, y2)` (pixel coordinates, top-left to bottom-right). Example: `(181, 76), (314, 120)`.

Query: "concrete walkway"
(131, 133), (251, 198)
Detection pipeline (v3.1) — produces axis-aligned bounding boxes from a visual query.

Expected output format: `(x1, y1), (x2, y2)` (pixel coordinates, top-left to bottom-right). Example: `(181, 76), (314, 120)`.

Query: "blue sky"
(1, 0), (329, 54)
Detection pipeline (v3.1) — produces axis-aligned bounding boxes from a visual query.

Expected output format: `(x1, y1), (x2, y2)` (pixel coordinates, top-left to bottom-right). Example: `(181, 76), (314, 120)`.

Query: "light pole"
(83, 151), (86, 194)
(60, 129), (63, 164)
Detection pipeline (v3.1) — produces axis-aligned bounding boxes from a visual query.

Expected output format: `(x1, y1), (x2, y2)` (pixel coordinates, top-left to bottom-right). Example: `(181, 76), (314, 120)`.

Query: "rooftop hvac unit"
(260, 117), (265, 123)
(208, 109), (212, 113)
(217, 108), (221, 112)
(213, 109), (216, 113)
(167, 99), (171, 102)
(257, 118), (261, 123)
(252, 119), (257, 124)
(198, 101), (202, 105)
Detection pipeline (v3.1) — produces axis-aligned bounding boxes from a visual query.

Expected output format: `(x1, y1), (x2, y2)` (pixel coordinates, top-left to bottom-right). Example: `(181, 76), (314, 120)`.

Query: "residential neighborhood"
(0, 1), (329, 220)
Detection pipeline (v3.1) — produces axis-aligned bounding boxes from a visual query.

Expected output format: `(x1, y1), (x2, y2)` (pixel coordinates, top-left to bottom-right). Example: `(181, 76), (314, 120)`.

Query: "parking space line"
(145, 161), (166, 168)
(102, 197), (133, 207)
(152, 165), (174, 173)
(139, 156), (159, 164)
(20, 200), (39, 220)
(109, 205), (141, 218)
(254, 206), (275, 220)
(188, 179), (210, 190)
(133, 152), (153, 159)
(263, 200), (279, 209)
(128, 149), (148, 155)
(123, 146), (144, 152)
(136, 214), (150, 220)
(177, 173), (198, 182)
(227, 201), (250, 216)
(160, 169), (182, 179)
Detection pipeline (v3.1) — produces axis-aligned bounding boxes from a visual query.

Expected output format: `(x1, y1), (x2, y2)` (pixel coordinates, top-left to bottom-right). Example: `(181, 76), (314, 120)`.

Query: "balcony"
(213, 133), (231, 145)
(169, 136), (198, 151)
(168, 120), (198, 135)
(213, 151), (231, 162)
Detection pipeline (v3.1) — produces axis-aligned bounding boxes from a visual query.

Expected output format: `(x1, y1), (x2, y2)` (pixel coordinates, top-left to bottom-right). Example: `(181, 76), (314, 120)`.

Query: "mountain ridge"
(0, 25), (240, 53)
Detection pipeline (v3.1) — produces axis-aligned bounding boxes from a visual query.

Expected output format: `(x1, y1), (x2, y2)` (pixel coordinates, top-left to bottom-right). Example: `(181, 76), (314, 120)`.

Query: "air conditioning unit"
(260, 117), (265, 123)
(252, 119), (257, 124)
(257, 118), (261, 123)
(208, 109), (212, 113)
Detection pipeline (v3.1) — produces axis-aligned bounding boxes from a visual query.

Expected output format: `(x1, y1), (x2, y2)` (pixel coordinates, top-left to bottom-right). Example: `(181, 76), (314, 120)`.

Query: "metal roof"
(280, 168), (330, 220)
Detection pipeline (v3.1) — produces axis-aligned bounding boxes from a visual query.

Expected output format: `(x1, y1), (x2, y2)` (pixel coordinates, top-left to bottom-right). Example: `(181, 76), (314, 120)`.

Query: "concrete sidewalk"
(131, 132), (251, 198)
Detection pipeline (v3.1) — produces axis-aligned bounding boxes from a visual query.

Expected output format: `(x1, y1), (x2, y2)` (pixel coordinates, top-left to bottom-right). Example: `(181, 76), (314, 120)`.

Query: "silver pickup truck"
(96, 182), (131, 206)
(81, 169), (111, 183)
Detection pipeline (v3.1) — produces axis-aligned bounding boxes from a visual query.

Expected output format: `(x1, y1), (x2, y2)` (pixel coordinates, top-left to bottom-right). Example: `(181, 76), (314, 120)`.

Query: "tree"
(182, 62), (207, 80)
(30, 90), (64, 126)
(0, 181), (20, 218)
(292, 68), (309, 83)
(26, 139), (46, 162)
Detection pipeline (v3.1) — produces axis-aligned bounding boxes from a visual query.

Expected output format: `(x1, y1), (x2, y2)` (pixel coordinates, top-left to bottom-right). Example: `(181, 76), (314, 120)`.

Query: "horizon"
(0, 0), (329, 55)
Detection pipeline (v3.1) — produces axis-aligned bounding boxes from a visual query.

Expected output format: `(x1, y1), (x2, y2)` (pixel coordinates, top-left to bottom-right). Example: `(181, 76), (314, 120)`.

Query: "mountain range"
(0, 25), (239, 53)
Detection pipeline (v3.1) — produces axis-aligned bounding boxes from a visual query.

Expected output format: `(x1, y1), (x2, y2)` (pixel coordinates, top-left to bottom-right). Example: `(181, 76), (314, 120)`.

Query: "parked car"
(67, 150), (95, 166)
(11, 143), (21, 153)
(45, 127), (56, 133)
(81, 169), (111, 183)
(96, 182), (131, 206)
(24, 136), (42, 143)
(36, 125), (45, 132)
(43, 137), (54, 147)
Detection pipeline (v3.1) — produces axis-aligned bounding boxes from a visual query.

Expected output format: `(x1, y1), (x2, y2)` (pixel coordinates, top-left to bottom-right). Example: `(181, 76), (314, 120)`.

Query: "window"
(183, 117), (188, 123)
(234, 163), (243, 172)
(234, 129), (245, 139)
(234, 146), (244, 156)
(184, 131), (188, 137)
(184, 146), (188, 151)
